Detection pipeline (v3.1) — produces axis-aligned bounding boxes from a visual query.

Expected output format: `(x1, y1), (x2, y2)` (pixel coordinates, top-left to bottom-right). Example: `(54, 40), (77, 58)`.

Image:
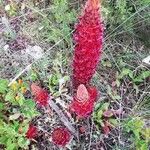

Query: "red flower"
(26, 125), (38, 139)
(31, 83), (49, 107)
(70, 84), (97, 117)
(102, 123), (110, 135)
(72, 0), (103, 87)
(102, 121), (111, 135)
(52, 127), (71, 146)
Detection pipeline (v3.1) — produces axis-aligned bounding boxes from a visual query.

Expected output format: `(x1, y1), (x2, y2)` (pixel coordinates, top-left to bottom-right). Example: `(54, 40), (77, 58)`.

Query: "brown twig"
(48, 99), (77, 137)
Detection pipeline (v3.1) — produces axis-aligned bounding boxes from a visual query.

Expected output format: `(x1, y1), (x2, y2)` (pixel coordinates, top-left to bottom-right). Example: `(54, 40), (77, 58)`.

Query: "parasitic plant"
(31, 83), (49, 107)
(52, 127), (71, 147)
(26, 125), (38, 139)
(72, 0), (103, 87)
(70, 84), (97, 117)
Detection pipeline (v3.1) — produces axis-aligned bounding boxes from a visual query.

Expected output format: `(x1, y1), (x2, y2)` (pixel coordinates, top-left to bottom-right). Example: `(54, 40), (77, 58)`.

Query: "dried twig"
(48, 99), (77, 137)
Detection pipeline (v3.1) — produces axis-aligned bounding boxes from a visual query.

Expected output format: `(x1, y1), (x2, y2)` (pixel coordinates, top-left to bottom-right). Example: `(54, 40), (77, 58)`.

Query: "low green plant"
(102, 0), (149, 37)
(0, 78), (39, 150)
(40, 0), (77, 48)
(117, 68), (150, 84)
(123, 117), (150, 150)
(93, 102), (118, 130)
(115, 67), (150, 94)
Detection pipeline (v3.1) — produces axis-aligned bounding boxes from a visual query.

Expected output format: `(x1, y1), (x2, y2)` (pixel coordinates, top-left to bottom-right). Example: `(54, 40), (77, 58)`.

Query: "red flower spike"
(70, 84), (97, 117)
(31, 83), (49, 107)
(87, 86), (98, 102)
(52, 127), (71, 147)
(72, 0), (103, 87)
(26, 125), (38, 139)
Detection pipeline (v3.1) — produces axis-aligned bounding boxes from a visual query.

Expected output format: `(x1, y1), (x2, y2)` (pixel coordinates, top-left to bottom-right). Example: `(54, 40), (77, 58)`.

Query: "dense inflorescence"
(70, 84), (97, 117)
(31, 83), (49, 107)
(26, 125), (38, 139)
(72, 0), (103, 87)
(52, 127), (71, 147)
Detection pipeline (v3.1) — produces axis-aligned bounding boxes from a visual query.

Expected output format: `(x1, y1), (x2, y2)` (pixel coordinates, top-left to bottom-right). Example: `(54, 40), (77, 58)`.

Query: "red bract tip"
(26, 125), (38, 139)
(72, 0), (103, 87)
(31, 83), (49, 107)
(85, 0), (100, 10)
(76, 84), (89, 101)
(70, 84), (97, 117)
(102, 123), (110, 136)
(52, 127), (71, 147)
(102, 121), (111, 135)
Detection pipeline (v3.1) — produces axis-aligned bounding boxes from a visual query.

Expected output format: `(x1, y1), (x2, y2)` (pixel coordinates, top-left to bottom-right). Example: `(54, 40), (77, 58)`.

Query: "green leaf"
(0, 78), (8, 93)
(133, 71), (150, 83)
(142, 128), (150, 140)
(17, 97), (24, 106)
(109, 118), (118, 126)
(118, 68), (132, 79)
(102, 60), (112, 67)
(6, 139), (16, 150)
(23, 99), (36, 108)
(63, 76), (70, 82)
(97, 110), (103, 120)
(95, 102), (110, 113)
(21, 99), (40, 119)
(116, 79), (120, 87)
(0, 136), (7, 145)
(53, 91), (61, 97)
(30, 71), (38, 81)
(5, 91), (15, 102)
(133, 84), (139, 94)
(136, 139), (148, 150)
(21, 100), (39, 119)
(18, 137), (30, 148)
(101, 103), (110, 111)
(95, 102), (102, 111)
(112, 95), (121, 100)
(0, 102), (4, 111)
(49, 74), (59, 85)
